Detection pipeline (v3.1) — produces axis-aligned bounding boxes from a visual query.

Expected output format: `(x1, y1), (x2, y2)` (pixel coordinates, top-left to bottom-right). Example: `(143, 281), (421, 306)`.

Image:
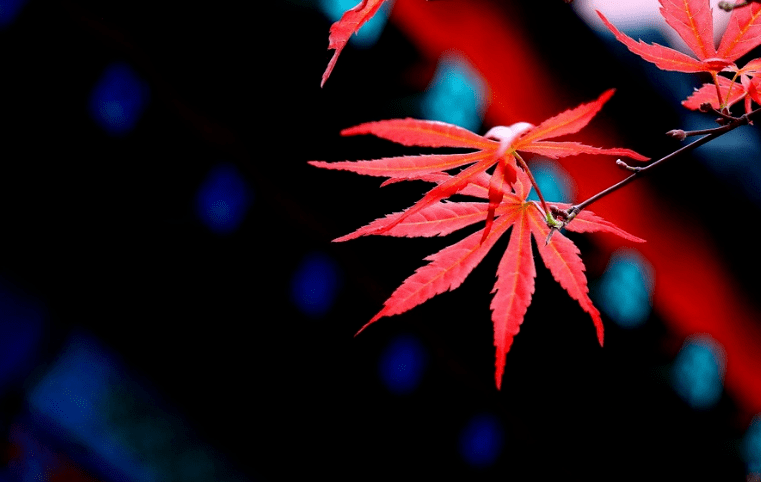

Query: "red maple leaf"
(321, 0), (390, 87)
(598, 0), (761, 74)
(311, 90), (648, 388)
(311, 89), (648, 240)
(334, 167), (644, 389)
(600, 0), (761, 110)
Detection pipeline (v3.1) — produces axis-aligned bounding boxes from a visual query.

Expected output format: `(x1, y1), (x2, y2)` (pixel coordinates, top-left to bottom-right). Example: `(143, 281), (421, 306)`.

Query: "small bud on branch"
(616, 159), (642, 172)
(666, 129), (687, 141)
(718, 0), (761, 12)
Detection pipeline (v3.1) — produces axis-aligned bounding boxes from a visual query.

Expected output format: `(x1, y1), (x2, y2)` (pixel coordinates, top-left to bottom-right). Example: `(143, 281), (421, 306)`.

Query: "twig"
(561, 106), (761, 226)
(718, 0), (761, 12)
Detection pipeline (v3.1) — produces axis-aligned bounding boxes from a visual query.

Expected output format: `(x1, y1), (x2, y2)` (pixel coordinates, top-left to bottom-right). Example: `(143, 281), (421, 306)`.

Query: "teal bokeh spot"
(671, 335), (725, 410)
(744, 415), (761, 475)
(593, 249), (654, 328)
(421, 54), (486, 132)
(526, 160), (575, 204)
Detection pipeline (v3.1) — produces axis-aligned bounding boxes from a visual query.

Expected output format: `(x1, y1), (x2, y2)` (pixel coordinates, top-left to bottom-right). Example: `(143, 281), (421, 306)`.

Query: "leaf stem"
(726, 71), (741, 107)
(513, 152), (550, 215)
(712, 72), (725, 108)
(563, 107), (761, 225)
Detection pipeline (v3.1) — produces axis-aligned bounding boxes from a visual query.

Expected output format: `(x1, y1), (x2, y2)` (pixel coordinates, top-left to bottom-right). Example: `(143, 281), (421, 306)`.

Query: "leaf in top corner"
(321, 0), (389, 87)
(597, 10), (732, 73)
(717, 1), (761, 63)
(598, 11), (714, 72)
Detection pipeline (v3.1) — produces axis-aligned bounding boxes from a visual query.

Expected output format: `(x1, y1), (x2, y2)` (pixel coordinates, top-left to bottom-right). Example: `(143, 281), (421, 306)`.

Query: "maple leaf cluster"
(311, 0), (761, 392)
(311, 91), (648, 388)
(599, 0), (761, 113)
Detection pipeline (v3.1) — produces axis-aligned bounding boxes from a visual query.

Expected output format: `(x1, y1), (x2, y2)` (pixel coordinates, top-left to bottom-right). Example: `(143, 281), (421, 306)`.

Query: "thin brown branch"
(561, 107), (761, 226)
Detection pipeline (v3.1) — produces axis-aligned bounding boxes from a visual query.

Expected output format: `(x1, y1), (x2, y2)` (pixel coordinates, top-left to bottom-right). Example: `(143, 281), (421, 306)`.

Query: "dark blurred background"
(1, 0), (761, 480)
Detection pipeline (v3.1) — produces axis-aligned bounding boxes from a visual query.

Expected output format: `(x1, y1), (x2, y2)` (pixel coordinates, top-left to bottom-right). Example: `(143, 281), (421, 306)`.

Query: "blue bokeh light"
(743, 414), (761, 476)
(195, 162), (253, 235)
(290, 252), (341, 318)
(27, 332), (157, 482)
(459, 413), (503, 468)
(421, 53), (486, 132)
(0, 278), (44, 396)
(671, 335), (726, 410)
(0, 0), (26, 29)
(25, 331), (238, 482)
(319, 0), (393, 48)
(378, 334), (426, 395)
(526, 160), (575, 203)
(593, 249), (654, 329)
(8, 424), (57, 482)
(88, 62), (149, 136)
